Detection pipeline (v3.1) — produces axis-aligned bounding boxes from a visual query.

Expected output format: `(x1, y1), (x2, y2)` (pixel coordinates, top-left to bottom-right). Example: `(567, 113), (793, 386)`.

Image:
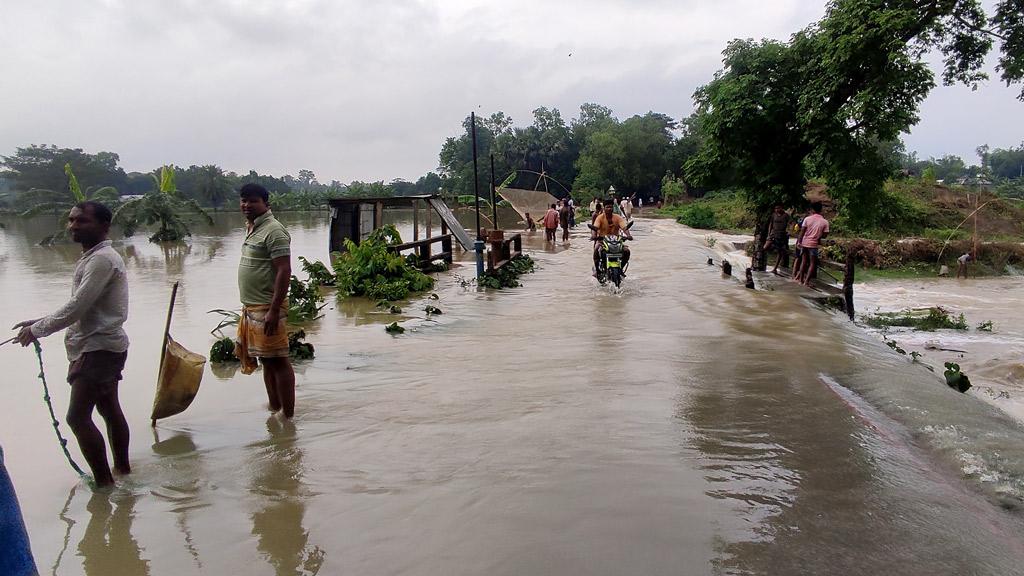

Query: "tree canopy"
(685, 0), (1024, 228)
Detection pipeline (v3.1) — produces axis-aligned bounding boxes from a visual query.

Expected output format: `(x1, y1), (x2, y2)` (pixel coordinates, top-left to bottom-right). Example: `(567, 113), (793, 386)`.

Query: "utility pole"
(471, 112), (484, 278)
(490, 154), (498, 230)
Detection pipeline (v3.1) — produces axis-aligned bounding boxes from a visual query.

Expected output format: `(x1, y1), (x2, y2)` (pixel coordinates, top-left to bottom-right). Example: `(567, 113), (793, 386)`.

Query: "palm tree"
(196, 165), (231, 211)
(114, 165), (213, 243)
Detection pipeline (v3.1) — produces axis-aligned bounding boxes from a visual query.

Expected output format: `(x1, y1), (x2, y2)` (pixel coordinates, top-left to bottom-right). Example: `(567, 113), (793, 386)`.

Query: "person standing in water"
(559, 199), (571, 242)
(543, 203), (559, 242)
(524, 212), (537, 231)
(794, 202), (829, 286)
(763, 204), (791, 274)
(236, 183), (296, 418)
(12, 201), (131, 487)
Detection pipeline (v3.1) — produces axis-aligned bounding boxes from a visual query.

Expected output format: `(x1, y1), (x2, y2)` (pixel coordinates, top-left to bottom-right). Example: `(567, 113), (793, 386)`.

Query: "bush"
(287, 276), (326, 323)
(676, 203), (718, 229)
(332, 225), (435, 301)
(660, 190), (755, 230)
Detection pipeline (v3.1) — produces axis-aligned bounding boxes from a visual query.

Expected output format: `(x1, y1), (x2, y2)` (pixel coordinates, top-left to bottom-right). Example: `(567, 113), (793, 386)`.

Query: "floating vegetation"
(977, 320), (994, 332)
(864, 307), (968, 331)
(885, 338), (907, 355)
(705, 235), (717, 248)
(210, 337), (239, 363)
(479, 255), (536, 289)
(333, 225), (435, 301)
(425, 305), (442, 315)
(385, 322), (405, 335)
(429, 293), (440, 300)
(389, 305), (403, 314)
(289, 330), (315, 360)
(208, 331), (314, 362)
(944, 362), (972, 393)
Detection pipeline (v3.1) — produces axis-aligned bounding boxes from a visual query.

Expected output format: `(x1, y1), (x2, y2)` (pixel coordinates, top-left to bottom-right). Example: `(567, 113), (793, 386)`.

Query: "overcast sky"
(2, 0), (1021, 183)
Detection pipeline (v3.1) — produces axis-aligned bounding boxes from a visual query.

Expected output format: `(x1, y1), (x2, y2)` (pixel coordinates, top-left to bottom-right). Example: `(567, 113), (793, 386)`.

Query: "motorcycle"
(589, 220), (634, 287)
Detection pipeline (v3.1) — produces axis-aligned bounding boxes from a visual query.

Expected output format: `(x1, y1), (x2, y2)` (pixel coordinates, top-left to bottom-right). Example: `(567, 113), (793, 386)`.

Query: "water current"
(2, 210), (1024, 575)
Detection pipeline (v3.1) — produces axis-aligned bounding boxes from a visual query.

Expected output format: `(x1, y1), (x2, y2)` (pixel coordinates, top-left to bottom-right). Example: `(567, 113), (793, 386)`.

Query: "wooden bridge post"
(426, 201), (432, 239)
(843, 253), (855, 321)
(413, 199), (419, 241)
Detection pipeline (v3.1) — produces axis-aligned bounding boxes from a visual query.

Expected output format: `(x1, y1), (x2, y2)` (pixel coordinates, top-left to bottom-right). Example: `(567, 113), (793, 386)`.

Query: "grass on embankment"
(659, 180), (1024, 279)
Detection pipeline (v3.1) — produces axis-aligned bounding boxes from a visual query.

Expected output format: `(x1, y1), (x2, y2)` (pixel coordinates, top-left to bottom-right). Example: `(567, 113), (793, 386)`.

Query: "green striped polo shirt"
(238, 211), (291, 306)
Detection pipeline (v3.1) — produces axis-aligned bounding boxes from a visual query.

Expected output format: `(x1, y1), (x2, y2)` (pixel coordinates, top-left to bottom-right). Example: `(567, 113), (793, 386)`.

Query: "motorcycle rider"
(591, 200), (632, 276)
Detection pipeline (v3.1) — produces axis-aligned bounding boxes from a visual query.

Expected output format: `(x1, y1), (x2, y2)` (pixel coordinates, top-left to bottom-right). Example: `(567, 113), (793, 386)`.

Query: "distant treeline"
(0, 145), (444, 212)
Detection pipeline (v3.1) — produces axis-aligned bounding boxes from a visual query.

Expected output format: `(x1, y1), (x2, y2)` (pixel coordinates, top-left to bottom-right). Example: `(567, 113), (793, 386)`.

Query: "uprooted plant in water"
(332, 225), (435, 301)
(478, 255), (536, 289)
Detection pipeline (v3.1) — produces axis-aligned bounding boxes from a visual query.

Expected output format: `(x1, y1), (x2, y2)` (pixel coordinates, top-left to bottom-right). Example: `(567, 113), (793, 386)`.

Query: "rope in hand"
(32, 341), (86, 478)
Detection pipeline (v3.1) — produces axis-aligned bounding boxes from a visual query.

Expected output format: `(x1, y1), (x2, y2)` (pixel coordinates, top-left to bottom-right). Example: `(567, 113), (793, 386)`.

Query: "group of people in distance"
(762, 201), (830, 286)
(525, 198), (576, 243)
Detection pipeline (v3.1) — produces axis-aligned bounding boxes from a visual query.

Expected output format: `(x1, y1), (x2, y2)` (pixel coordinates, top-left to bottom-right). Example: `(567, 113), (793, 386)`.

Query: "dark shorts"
(67, 350), (128, 396)
(770, 236), (788, 252)
(802, 246), (820, 259)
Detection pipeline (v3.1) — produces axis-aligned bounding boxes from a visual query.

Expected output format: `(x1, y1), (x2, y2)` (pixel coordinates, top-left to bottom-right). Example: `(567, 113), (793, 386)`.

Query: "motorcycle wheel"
(609, 267), (622, 287)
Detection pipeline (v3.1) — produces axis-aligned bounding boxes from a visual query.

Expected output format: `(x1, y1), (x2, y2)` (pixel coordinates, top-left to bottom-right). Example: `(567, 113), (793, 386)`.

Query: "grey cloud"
(1, 0), (1020, 183)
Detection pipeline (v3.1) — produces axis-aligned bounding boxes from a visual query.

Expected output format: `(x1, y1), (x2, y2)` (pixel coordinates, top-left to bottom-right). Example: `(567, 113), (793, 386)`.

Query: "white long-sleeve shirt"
(31, 240), (130, 361)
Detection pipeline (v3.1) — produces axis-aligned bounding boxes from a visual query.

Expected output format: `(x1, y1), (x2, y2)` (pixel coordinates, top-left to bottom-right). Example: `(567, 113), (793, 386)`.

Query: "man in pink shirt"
(542, 203), (560, 243)
(795, 201), (829, 286)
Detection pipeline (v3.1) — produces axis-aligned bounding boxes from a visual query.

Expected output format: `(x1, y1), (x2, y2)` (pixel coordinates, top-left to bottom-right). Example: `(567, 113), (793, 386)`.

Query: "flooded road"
(3, 212), (1024, 575)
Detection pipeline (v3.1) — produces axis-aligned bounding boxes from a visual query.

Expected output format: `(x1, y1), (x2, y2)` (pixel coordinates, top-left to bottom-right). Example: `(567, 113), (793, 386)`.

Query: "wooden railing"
(387, 234), (454, 268)
(486, 232), (522, 271)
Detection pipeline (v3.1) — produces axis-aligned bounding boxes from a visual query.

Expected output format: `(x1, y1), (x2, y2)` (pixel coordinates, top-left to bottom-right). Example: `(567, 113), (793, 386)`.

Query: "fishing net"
(496, 188), (558, 223)
(151, 336), (206, 422)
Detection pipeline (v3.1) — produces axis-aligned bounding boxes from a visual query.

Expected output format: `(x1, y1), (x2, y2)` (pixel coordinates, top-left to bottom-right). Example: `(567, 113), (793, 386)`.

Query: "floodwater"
(3, 210), (1024, 575)
(855, 278), (1024, 421)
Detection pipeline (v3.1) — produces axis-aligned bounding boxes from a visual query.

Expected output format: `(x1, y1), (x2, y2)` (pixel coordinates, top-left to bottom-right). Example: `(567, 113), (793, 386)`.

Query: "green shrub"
(676, 203), (718, 229)
(332, 225), (435, 301)
(288, 276), (326, 323)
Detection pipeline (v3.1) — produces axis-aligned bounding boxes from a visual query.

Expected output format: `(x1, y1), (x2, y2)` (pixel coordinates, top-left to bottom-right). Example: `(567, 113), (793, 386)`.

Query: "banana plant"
(113, 165), (213, 243)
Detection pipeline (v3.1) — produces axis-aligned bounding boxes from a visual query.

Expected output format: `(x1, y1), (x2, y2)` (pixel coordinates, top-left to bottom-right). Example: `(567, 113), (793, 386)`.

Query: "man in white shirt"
(13, 202), (131, 487)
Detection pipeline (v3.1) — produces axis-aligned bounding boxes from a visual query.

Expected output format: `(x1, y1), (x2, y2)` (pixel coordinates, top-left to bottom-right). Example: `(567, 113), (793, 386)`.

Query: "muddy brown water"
(3, 210), (1024, 575)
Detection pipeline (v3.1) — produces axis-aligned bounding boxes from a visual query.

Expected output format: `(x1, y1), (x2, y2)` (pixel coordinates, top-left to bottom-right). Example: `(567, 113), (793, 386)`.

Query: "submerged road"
(2, 213), (1024, 575)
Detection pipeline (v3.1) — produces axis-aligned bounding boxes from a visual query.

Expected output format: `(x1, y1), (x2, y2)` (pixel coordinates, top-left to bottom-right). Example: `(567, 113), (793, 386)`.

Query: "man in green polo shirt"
(236, 183), (296, 418)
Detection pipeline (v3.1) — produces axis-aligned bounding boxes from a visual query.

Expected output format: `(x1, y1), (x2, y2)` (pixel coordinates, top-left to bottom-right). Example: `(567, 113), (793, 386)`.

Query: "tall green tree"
(687, 0), (1024, 229)
(573, 112), (675, 200)
(1, 145), (127, 193)
(195, 164), (232, 209)
(988, 144), (1024, 180)
(439, 113), (516, 197)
